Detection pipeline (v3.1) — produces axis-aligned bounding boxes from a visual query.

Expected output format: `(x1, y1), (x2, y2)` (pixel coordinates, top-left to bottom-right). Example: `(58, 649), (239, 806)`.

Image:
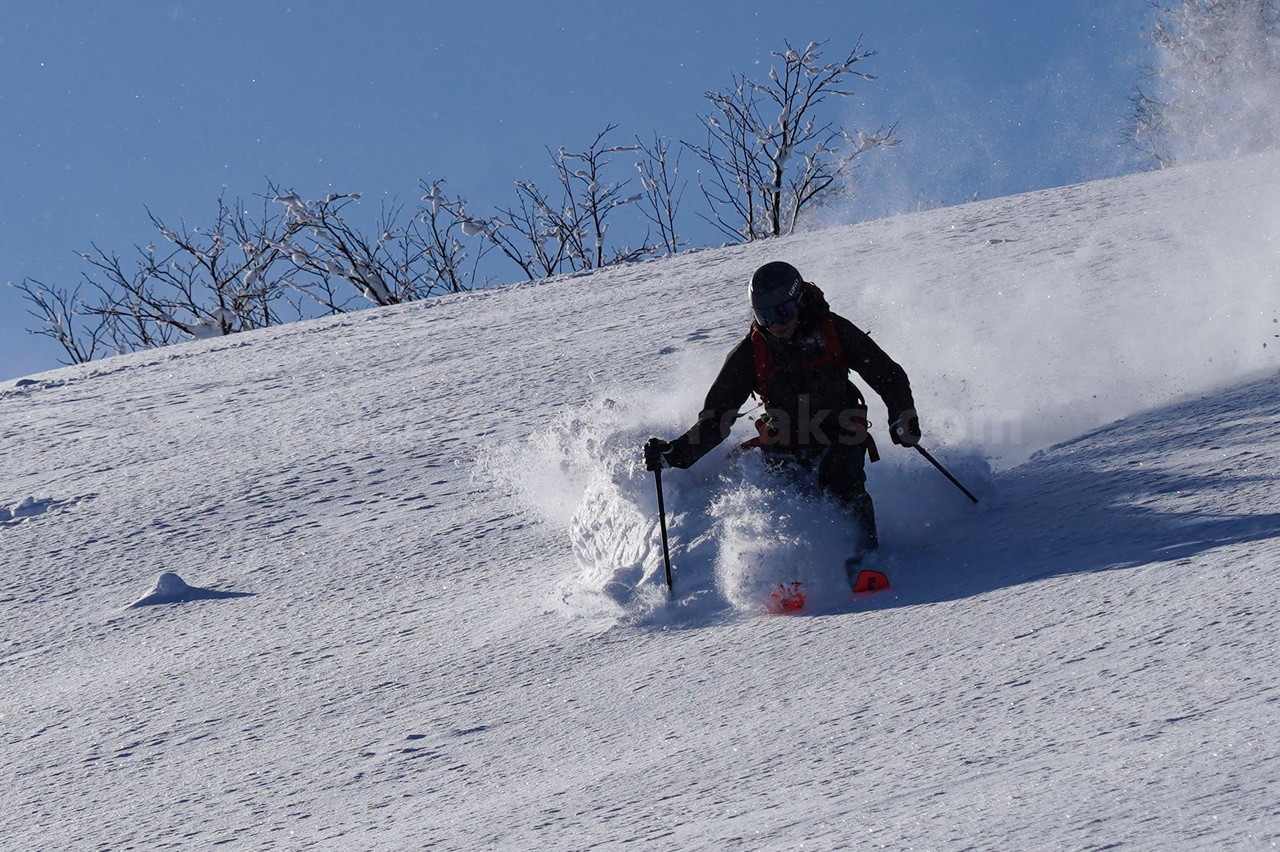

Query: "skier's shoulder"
(731, 327), (758, 357)
(719, 328), (760, 377)
(824, 309), (872, 347)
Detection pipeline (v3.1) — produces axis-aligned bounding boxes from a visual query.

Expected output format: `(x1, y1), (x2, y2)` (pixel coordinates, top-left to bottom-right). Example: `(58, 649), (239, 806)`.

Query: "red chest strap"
(750, 316), (843, 400)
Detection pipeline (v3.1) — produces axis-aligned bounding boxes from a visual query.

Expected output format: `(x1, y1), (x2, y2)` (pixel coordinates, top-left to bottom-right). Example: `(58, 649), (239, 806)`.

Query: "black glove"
(890, 408), (922, 448)
(644, 438), (673, 471)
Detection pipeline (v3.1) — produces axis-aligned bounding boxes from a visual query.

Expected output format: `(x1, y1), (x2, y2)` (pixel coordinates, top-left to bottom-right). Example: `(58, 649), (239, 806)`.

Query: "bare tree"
(14, 180), (496, 366)
(686, 39), (898, 242)
(635, 133), (687, 255)
(77, 242), (211, 351)
(16, 191), (301, 361)
(1132, 0), (1280, 166)
(272, 190), (404, 308)
(273, 187), (486, 308)
(120, 194), (296, 337)
(554, 125), (649, 269)
(11, 280), (111, 365)
(476, 179), (576, 281)
(458, 126), (660, 280)
(13, 188), (386, 364)
(419, 179), (493, 293)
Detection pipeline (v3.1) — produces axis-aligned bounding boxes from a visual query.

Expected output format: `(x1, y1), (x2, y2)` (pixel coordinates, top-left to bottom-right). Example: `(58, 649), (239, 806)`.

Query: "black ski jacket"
(665, 290), (914, 469)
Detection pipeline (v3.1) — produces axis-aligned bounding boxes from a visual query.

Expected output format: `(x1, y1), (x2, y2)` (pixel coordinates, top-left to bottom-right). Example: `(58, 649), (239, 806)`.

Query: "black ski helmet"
(749, 261), (805, 326)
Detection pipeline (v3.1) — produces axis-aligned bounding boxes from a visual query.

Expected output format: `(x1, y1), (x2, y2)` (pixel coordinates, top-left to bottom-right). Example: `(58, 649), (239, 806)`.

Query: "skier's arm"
(663, 338), (756, 469)
(834, 316), (915, 422)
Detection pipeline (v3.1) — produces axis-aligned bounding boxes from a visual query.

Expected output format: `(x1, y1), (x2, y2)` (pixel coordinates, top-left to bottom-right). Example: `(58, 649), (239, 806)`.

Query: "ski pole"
(915, 444), (979, 504)
(652, 467), (675, 593)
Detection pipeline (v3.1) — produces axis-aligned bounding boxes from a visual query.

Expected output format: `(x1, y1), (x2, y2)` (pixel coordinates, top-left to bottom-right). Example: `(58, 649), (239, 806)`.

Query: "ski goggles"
(754, 297), (799, 327)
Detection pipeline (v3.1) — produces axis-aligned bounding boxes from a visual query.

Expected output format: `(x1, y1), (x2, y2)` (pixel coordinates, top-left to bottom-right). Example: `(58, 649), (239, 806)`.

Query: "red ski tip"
(852, 569), (890, 594)
(767, 582), (805, 613)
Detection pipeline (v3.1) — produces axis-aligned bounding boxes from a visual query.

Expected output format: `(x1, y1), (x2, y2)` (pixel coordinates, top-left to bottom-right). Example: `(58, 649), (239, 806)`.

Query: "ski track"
(1, 153), (1279, 849)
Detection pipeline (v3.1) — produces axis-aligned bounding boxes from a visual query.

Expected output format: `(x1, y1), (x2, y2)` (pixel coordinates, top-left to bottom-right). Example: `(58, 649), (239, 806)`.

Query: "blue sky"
(0, 0), (1151, 380)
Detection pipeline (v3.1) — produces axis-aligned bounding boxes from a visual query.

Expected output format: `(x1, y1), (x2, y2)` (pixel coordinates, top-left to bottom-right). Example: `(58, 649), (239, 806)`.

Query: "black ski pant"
(763, 442), (878, 552)
(818, 442), (878, 552)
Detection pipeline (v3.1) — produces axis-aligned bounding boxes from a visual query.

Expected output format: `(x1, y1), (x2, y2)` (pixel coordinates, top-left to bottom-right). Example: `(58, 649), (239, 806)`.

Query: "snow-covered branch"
(465, 125), (669, 281)
(685, 38), (898, 241)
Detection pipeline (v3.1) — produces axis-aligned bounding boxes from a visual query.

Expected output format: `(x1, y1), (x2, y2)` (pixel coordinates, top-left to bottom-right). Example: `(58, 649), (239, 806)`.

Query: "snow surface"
(2, 152), (1279, 849)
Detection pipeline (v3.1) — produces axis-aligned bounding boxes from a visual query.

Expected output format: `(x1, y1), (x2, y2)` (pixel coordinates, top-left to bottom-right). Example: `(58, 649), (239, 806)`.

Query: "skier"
(644, 261), (920, 576)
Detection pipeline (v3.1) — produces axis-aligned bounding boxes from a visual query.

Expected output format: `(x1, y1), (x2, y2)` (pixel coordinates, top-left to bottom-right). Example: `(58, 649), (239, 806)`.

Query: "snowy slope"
(2, 152), (1279, 849)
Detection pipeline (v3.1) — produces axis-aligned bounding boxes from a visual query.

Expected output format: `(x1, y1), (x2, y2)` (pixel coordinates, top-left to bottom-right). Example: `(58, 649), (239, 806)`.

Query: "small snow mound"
(0, 494), (96, 526)
(131, 572), (195, 606)
(154, 572), (189, 597)
(1, 497), (59, 524)
(129, 571), (253, 608)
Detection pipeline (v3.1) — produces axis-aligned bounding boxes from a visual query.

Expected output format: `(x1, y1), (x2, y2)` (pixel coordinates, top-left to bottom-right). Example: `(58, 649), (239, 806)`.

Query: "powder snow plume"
(478, 391), (994, 627)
